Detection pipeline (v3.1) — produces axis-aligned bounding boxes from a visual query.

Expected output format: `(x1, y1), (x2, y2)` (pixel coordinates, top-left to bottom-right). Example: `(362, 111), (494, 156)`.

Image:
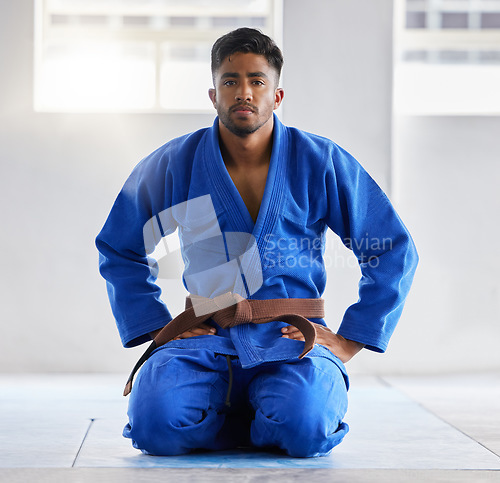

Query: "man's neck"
(218, 117), (274, 170)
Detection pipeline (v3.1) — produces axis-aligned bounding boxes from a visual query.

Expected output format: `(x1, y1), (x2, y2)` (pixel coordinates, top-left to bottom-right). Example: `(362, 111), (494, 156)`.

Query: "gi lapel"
(205, 113), (287, 248)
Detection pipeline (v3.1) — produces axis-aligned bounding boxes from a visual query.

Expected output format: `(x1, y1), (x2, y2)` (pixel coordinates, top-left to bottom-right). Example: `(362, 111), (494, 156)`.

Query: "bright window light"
(394, 0), (500, 115)
(37, 42), (156, 111)
(34, 0), (283, 113)
(160, 42), (214, 111)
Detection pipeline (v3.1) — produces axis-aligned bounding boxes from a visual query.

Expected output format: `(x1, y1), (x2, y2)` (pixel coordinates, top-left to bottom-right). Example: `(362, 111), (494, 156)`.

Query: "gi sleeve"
(95, 149), (176, 348)
(324, 143), (418, 352)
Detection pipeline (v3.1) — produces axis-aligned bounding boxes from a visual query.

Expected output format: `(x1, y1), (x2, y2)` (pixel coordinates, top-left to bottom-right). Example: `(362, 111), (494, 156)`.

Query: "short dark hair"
(211, 27), (284, 83)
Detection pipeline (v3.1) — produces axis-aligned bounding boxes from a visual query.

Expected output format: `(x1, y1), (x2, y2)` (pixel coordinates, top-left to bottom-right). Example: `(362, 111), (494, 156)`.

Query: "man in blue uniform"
(96, 28), (418, 458)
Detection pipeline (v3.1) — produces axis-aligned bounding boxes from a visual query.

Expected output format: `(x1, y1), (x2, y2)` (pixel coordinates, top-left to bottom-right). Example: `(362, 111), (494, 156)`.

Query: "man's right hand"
(150, 323), (216, 340)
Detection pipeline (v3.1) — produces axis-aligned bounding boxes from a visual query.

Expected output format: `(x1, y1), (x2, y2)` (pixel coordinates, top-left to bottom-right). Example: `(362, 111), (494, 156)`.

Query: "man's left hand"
(281, 324), (364, 363)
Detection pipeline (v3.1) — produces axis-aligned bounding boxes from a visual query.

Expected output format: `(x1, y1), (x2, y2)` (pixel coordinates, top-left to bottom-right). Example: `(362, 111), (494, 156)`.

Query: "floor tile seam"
(72, 418), (96, 468)
(378, 376), (500, 460)
(3, 468), (500, 473)
(66, 464), (500, 470)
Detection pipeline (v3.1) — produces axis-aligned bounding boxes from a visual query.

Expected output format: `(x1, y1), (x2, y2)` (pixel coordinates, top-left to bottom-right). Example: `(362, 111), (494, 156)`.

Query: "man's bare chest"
(227, 164), (269, 223)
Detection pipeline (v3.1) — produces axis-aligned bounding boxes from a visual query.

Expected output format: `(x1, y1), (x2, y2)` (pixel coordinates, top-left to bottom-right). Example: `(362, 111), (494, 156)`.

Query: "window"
(394, 0), (500, 114)
(34, 0), (283, 113)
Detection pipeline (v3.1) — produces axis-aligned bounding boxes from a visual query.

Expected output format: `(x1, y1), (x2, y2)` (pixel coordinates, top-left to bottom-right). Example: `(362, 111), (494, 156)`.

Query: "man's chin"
(221, 120), (259, 137)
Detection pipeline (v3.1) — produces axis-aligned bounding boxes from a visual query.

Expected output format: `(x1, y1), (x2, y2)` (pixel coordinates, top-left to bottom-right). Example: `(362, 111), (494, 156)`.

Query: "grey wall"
(282, 0), (397, 375)
(1, 0), (498, 374)
(387, 115), (500, 373)
(0, 1), (214, 371)
(283, 0), (394, 191)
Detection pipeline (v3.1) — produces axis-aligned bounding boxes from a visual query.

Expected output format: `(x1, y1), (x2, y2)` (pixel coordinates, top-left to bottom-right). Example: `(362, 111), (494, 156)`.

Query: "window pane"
(441, 12), (469, 28)
(35, 0), (281, 112)
(406, 11), (427, 28)
(481, 12), (500, 28)
(37, 42), (156, 111)
(479, 50), (500, 63)
(438, 50), (469, 63)
(403, 50), (429, 62)
(159, 42), (214, 111)
(396, 0), (500, 114)
(79, 15), (107, 26)
(212, 16), (240, 27)
(170, 16), (197, 27)
(123, 16), (150, 27)
(406, 0), (427, 9)
(50, 14), (70, 24)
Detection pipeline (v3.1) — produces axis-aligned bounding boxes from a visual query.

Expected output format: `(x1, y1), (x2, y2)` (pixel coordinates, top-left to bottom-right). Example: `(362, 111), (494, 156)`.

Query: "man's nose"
(235, 84), (252, 102)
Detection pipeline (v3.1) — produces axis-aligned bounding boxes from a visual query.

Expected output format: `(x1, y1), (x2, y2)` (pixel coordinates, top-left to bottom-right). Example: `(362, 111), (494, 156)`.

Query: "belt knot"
(122, 293), (325, 396)
(189, 292), (253, 328)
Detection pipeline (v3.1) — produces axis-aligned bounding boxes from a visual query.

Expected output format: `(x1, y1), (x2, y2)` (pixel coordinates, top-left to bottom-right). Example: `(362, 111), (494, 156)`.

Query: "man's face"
(209, 52), (284, 138)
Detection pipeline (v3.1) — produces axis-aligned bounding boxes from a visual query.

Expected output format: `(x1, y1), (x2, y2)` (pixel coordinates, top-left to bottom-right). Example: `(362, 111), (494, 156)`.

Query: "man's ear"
(208, 88), (216, 107)
(274, 88), (284, 110)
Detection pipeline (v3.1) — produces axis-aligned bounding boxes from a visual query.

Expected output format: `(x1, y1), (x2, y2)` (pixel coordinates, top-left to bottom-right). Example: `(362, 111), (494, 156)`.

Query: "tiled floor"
(0, 373), (499, 482)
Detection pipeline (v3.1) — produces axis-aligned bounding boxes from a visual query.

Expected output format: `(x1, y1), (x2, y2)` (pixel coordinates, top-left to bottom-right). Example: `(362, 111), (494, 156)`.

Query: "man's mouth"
(232, 104), (255, 113)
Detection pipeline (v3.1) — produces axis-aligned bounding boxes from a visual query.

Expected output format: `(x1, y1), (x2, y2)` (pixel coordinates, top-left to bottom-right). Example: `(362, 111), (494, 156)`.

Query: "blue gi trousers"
(124, 347), (349, 458)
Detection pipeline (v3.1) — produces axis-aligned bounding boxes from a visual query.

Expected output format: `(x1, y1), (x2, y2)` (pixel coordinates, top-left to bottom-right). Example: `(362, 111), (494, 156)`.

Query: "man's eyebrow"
(247, 71), (269, 79)
(220, 71), (269, 79)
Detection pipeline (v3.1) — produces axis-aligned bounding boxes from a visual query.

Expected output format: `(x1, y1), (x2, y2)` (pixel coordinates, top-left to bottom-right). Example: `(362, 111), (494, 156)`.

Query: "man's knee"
(124, 399), (223, 456)
(123, 349), (227, 455)
(252, 393), (348, 457)
(250, 358), (349, 457)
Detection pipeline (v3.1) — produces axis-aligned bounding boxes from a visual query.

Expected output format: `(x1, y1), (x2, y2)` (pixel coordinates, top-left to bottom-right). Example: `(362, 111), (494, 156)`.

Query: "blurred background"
(1, 0), (499, 376)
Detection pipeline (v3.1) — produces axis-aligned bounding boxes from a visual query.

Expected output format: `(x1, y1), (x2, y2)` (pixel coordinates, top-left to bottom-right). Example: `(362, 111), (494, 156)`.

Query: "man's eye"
(224, 80), (236, 86)
(253, 80), (264, 85)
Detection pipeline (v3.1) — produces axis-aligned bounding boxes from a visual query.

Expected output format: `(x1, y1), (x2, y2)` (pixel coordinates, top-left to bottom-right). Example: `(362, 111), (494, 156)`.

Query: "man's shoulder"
(124, 125), (212, 186)
(281, 122), (344, 170)
(284, 123), (339, 155)
(145, 126), (210, 165)
(280, 121), (364, 179)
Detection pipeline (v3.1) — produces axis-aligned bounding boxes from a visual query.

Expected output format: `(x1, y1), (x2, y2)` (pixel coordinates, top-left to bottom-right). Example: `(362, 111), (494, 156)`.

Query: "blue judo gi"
(96, 114), (418, 457)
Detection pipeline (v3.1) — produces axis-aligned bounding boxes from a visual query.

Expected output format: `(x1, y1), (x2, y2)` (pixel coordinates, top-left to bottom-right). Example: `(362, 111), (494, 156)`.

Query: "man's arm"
(96, 149), (176, 348)
(319, 142), (419, 354)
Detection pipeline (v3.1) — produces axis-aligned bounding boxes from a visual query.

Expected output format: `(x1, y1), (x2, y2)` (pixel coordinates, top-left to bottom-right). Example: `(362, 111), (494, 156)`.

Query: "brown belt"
(123, 293), (324, 396)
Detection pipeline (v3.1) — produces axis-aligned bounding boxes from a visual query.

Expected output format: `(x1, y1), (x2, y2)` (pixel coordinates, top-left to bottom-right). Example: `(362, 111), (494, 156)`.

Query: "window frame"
(33, 0), (284, 113)
(394, 0), (500, 115)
